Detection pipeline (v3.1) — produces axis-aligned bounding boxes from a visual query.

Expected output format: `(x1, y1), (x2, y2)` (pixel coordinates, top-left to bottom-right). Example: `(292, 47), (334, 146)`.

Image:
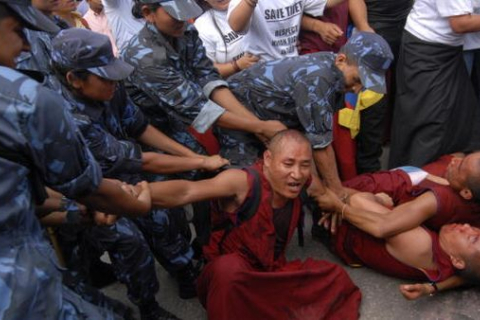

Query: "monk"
(148, 130), (361, 320)
(321, 152), (480, 236)
(317, 152), (480, 299)
(328, 192), (480, 297)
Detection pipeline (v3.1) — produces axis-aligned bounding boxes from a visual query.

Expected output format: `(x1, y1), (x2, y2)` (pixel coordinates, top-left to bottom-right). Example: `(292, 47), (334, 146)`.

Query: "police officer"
(50, 27), (227, 320)
(122, 0), (286, 155)
(227, 32), (394, 199)
(0, 0), (151, 319)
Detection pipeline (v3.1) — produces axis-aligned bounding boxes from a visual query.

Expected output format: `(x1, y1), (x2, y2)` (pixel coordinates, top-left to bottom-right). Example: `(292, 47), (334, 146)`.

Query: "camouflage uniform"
(12, 14), (160, 310)
(53, 79), (194, 304)
(226, 52), (346, 165)
(16, 16), (68, 76)
(0, 66), (120, 320)
(121, 22), (226, 153)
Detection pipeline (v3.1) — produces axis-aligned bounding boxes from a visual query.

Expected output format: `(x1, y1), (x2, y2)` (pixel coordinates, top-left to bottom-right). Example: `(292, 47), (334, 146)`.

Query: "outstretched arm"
(138, 124), (199, 158)
(149, 169), (248, 208)
(316, 190), (438, 238)
(400, 276), (467, 300)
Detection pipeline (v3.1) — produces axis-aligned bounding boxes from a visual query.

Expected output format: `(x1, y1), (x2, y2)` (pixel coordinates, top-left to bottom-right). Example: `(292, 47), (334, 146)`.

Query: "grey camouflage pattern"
(0, 66), (119, 319)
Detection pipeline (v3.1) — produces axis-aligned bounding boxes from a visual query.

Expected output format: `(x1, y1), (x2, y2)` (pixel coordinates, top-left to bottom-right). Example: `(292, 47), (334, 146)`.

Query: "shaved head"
(267, 129), (311, 156)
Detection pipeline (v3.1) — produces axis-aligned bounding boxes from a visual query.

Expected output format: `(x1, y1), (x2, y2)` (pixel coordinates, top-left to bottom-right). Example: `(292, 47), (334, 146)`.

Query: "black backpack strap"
(0, 145), (47, 205)
(297, 188), (309, 247)
(217, 167), (262, 254)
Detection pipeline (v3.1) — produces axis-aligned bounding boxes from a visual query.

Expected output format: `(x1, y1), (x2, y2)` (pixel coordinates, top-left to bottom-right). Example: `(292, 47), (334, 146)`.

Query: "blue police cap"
(51, 28), (134, 81)
(137, 0), (202, 21)
(0, 0), (59, 34)
(342, 32), (394, 94)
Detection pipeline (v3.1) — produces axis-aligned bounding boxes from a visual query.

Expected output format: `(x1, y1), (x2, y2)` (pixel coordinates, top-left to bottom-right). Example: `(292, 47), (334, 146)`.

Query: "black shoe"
(176, 262), (198, 299)
(139, 300), (181, 320)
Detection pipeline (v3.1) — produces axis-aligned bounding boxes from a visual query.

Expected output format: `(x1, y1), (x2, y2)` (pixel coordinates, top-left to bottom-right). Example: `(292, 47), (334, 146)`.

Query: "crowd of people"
(1, 0), (480, 319)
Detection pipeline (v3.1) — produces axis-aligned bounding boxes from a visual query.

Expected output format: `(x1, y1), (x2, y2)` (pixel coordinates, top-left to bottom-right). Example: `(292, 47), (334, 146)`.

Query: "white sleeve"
(194, 17), (217, 62)
(436, 0), (473, 18)
(303, 0), (327, 17)
(101, 0), (120, 9)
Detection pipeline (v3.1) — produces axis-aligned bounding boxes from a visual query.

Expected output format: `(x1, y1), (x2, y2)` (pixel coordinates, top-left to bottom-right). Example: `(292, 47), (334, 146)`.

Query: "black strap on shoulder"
(297, 188), (309, 247)
(217, 167), (262, 254)
(0, 144), (47, 205)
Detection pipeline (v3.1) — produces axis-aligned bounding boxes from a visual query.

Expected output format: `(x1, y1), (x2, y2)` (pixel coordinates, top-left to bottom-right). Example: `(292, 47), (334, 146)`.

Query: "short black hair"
(0, 3), (18, 21)
(51, 60), (91, 89)
(132, 1), (161, 19)
(456, 251), (480, 286)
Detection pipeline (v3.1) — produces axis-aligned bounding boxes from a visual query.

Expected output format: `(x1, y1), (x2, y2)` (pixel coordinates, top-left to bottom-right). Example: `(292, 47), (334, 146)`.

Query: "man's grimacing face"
(264, 138), (312, 201)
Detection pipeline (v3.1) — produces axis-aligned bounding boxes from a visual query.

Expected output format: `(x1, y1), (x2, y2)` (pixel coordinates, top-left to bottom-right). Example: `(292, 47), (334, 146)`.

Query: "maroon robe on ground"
(334, 223), (455, 282)
(343, 155), (480, 230)
(198, 162), (362, 320)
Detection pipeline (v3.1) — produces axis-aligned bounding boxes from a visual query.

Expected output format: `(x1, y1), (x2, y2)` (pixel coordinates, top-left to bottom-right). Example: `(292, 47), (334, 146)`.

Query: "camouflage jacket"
(57, 82), (149, 179)
(0, 66), (102, 318)
(228, 52), (345, 149)
(121, 23), (226, 134)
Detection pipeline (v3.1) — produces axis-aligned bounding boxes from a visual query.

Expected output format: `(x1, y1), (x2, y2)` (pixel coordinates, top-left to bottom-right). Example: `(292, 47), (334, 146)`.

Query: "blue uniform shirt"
(122, 23), (226, 134)
(0, 66), (104, 319)
(228, 52), (346, 149)
(57, 82), (149, 179)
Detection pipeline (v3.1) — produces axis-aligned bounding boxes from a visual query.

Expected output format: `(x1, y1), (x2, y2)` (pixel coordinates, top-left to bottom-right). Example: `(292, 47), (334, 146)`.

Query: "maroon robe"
(344, 155), (480, 230)
(198, 162), (362, 320)
(334, 223), (455, 282)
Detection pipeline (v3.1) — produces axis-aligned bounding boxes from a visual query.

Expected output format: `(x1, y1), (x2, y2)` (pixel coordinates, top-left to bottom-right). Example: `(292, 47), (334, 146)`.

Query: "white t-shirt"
(227, 0), (326, 61)
(405, 0), (477, 46)
(102, 0), (144, 51)
(195, 10), (246, 63)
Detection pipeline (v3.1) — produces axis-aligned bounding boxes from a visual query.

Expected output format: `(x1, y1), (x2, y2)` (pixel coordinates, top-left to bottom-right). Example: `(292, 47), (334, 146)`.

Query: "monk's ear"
(264, 150), (272, 167)
(459, 188), (473, 201)
(450, 254), (466, 270)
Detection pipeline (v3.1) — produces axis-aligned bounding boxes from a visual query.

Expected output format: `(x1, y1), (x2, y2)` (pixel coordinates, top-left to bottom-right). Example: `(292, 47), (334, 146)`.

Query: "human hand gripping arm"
(313, 145), (347, 198)
(148, 169), (247, 208)
(77, 179), (152, 217)
(214, 53), (260, 78)
(316, 191), (438, 238)
(211, 87), (287, 140)
(138, 124), (199, 157)
(141, 152), (229, 174)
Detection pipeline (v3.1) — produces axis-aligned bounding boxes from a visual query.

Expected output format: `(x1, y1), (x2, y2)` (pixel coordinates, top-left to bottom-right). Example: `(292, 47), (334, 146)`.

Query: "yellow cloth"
(338, 90), (384, 138)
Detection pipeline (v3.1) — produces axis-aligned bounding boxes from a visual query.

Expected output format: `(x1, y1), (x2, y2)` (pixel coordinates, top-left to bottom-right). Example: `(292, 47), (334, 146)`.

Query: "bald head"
(267, 129), (311, 156)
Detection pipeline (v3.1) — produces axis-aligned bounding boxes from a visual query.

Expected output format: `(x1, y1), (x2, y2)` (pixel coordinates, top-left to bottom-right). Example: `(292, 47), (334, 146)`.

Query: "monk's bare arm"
(317, 190), (438, 238)
(345, 192), (438, 238)
(399, 276), (466, 300)
(149, 169), (248, 208)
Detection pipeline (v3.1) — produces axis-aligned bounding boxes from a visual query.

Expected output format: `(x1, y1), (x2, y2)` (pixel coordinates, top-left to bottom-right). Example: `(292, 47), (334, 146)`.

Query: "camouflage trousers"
(0, 233), (121, 320)
(59, 210), (193, 307)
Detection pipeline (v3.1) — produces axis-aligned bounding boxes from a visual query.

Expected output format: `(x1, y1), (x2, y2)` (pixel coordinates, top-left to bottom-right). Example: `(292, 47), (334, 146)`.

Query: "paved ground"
(102, 216), (480, 320)
(103, 149), (480, 319)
